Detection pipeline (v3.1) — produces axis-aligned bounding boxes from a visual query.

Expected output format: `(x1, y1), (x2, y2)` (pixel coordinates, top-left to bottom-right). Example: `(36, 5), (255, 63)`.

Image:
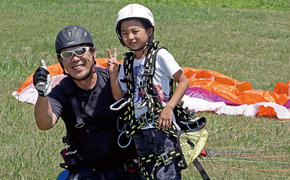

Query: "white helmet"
(116, 4), (155, 46)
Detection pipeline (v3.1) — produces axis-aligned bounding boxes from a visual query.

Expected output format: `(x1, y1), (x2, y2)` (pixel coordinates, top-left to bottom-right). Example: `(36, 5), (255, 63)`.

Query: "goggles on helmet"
(59, 46), (90, 61)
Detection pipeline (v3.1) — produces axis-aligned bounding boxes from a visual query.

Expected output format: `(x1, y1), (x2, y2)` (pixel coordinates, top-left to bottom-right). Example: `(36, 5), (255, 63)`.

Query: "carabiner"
(110, 97), (130, 111)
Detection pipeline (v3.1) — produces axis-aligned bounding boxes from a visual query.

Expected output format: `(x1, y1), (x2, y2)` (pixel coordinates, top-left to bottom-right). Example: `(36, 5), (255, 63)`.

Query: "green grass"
(0, 0), (290, 179)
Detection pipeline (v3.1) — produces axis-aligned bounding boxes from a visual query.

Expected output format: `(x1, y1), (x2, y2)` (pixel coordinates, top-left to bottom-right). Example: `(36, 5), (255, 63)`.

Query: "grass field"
(0, 0), (289, 179)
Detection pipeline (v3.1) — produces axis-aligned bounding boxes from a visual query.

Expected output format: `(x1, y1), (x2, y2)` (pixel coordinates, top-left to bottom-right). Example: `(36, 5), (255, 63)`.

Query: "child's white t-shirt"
(118, 48), (182, 127)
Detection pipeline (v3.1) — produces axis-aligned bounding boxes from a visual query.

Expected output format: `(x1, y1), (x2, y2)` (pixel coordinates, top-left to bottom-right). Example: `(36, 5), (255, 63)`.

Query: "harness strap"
(139, 150), (183, 180)
(70, 96), (85, 128)
(142, 42), (163, 122)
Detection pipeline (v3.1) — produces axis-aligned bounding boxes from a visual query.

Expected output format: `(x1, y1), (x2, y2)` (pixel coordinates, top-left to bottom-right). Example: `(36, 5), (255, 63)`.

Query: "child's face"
(120, 19), (153, 51)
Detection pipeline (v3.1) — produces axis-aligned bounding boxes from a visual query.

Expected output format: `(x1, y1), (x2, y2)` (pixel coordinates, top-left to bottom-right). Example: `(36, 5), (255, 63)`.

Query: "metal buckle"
(160, 152), (172, 166)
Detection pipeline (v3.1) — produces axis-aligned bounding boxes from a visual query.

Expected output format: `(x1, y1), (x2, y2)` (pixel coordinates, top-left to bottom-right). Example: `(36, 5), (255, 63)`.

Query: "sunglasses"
(59, 46), (91, 60)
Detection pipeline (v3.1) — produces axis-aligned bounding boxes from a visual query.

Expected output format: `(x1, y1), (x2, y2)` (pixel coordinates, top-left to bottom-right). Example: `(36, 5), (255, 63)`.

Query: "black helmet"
(55, 25), (94, 53)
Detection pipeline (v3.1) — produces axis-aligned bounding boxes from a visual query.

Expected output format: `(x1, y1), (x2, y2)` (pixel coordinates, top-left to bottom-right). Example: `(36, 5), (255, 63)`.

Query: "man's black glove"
(33, 60), (51, 97)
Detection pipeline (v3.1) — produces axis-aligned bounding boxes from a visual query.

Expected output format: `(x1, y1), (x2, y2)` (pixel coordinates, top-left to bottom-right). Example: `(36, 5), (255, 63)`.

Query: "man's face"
(59, 45), (95, 80)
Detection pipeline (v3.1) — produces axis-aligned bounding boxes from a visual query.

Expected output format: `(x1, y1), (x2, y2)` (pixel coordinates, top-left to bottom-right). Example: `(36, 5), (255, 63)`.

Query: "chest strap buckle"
(160, 152), (172, 166)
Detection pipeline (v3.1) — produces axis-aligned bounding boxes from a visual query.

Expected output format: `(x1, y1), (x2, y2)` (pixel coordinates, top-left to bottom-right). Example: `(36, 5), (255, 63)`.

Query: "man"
(33, 25), (138, 180)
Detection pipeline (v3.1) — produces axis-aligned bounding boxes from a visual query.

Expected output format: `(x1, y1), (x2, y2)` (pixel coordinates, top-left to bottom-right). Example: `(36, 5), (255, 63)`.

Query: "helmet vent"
(68, 31), (72, 38)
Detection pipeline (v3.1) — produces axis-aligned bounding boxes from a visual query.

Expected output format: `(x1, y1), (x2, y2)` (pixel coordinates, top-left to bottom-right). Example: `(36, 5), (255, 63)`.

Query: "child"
(107, 3), (189, 180)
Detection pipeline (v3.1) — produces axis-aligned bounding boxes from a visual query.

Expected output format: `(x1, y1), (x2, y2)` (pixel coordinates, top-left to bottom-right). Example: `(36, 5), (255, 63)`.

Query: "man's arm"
(34, 96), (58, 130)
(33, 60), (58, 130)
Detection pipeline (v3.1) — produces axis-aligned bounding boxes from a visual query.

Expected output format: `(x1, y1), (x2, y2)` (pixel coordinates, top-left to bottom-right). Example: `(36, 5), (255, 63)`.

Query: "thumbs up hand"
(33, 60), (52, 97)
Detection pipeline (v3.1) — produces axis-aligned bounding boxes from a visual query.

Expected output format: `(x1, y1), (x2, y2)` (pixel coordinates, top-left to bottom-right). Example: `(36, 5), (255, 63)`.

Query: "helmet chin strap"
(127, 37), (154, 53)
(129, 43), (148, 52)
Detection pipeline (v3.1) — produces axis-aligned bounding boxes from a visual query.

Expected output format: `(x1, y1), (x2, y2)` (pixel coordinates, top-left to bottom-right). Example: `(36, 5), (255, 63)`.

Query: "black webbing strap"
(70, 96), (85, 128)
(139, 150), (183, 180)
(139, 150), (182, 166)
(120, 52), (137, 136)
(193, 159), (211, 180)
(143, 44), (165, 124)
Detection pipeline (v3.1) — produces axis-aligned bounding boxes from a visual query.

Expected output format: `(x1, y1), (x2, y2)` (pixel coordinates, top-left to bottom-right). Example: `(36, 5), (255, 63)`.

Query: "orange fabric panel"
(16, 74), (34, 93)
(274, 81), (290, 96)
(47, 63), (63, 76)
(257, 105), (277, 117)
(182, 68), (290, 106)
(235, 82), (252, 92)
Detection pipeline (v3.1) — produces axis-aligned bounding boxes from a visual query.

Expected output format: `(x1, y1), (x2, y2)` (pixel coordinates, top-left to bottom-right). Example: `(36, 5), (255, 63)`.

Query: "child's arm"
(106, 48), (125, 100)
(158, 69), (189, 130)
